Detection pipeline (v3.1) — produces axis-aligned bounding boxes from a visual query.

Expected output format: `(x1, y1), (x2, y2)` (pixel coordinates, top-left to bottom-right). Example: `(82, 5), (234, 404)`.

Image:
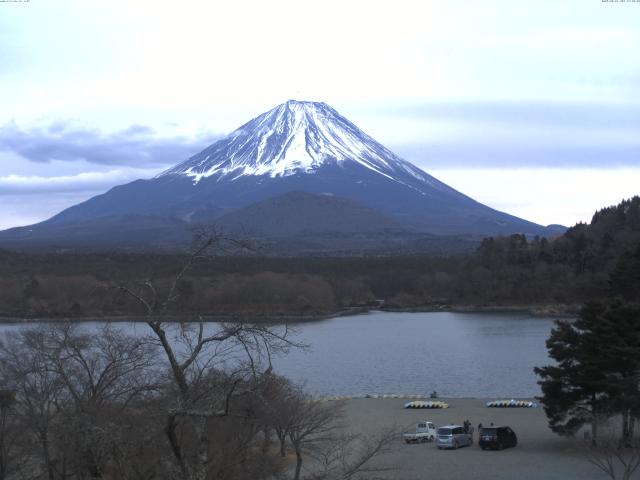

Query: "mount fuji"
(0, 100), (563, 252)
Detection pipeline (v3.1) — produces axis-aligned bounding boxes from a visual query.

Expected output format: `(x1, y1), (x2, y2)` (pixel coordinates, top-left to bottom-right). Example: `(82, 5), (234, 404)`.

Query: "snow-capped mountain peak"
(159, 100), (433, 187)
(0, 100), (558, 249)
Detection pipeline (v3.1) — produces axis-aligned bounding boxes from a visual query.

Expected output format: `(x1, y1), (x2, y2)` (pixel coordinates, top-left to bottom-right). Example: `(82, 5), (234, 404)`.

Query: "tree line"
(0, 196), (638, 319)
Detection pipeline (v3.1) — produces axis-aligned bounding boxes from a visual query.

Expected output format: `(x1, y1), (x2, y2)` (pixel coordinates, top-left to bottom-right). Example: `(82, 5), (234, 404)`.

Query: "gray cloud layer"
(3, 101), (638, 173)
(395, 143), (640, 169)
(0, 121), (220, 167)
(383, 101), (640, 130)
(381, 101), (640, 168)
(0, 169), (162, 195)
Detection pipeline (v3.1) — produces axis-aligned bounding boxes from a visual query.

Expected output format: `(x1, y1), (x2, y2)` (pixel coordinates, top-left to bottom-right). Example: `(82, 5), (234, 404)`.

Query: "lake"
(0, 311), (557, 398)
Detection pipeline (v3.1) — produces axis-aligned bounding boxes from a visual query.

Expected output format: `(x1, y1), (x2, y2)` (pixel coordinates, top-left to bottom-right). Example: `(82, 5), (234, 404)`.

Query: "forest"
(0, 196), (638, 320)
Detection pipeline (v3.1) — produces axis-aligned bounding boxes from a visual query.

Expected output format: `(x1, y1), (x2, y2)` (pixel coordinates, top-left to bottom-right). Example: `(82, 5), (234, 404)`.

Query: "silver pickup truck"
(403, 421), (436, 443)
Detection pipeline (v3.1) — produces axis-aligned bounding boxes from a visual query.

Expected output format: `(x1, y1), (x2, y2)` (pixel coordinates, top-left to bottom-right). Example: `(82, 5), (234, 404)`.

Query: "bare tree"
(0, 389), (24, 480)
(282, 394), (343, 480)
(282, 391), (397, 480)
(307, 428), (398, 480)
(48, 324), (160, 478)
(0, 323), (163, 480)
(584, 415), (640, 480)
(258, 373), (299, 457)
(115, 226), (302, 480)
(256, 374), (398, 480)
(1, 327), (67, 480)
(35, 323), (159, 409)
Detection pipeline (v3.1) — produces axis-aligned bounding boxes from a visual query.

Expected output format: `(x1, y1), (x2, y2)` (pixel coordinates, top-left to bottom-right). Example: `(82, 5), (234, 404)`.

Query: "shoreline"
(0, 307), (370, 324)
(0, 303), (578, 324)
(316, 394), (539, 401)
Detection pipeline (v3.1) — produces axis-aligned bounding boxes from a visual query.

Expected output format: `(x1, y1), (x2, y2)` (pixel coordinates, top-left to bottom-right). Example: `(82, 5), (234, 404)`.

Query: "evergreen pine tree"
(535, 300), (640, 443)
(609, 245), (640, 302)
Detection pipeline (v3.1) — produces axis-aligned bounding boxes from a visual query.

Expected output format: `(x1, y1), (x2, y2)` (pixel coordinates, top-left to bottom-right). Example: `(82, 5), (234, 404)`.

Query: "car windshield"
(481, 428), (497, 435)
(438, 428), (452, 435)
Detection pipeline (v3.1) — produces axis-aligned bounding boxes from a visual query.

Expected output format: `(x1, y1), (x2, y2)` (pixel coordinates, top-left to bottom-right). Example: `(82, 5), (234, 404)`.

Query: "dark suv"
(479, 426), (517, 450)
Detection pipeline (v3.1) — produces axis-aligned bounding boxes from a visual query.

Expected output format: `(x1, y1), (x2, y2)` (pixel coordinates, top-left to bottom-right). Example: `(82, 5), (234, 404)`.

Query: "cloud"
(396, 143), (640, 169)
(353, 101), (640, 168)
(429, 167), (640, 227)
(0, 165), (169, 228)
(0, 192), (102, 231)
(0, 121), (220, 167)
(0, 168), (163, 195)
(377, 101), (640, 131)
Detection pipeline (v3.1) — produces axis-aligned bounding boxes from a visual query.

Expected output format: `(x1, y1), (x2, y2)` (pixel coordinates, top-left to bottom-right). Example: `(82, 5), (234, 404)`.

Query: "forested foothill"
(0, 197), (638, 320)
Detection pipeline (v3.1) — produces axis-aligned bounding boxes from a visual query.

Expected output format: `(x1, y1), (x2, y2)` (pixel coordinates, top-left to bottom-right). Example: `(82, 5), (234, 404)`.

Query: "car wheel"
(437, 446), (442, 450)
(405, 440), (410, 444)
(481, 446), (486, 451)
(453, 441), (458, 449)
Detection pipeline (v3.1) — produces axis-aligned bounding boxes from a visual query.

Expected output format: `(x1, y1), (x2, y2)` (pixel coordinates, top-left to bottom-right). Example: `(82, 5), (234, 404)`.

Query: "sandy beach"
(340, 398), (609, 480)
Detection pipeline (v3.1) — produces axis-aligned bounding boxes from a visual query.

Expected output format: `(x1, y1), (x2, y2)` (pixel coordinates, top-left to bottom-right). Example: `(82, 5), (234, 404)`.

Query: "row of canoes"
(486, 399), (537, 408)
(317, 394), (427, 402)
(315, 396), (538, 408)
(404, 401), (449, 409)
(320, 393), (433, 401)
(405, 399), (537, 409)
(365, 394), (426, 399)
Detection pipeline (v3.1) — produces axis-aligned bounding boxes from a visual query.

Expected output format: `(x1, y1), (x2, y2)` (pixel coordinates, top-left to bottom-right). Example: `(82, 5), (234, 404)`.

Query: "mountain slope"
(0, 100), (562, 251)
(215, 191), (404, 236)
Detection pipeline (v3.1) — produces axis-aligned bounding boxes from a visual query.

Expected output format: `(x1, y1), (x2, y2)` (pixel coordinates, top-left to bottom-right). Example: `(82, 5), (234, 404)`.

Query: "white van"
(436, 424), (473, 449)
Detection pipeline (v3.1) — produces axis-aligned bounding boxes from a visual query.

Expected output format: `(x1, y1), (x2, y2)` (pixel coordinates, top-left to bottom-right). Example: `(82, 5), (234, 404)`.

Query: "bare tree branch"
(584, 415), (640, 480)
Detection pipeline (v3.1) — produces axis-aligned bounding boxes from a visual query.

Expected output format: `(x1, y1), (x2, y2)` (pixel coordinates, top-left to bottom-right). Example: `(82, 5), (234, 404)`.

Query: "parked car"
(436, 425), (473, 449)
(479, 426), (518, 450)
(403, 421), (437, 444)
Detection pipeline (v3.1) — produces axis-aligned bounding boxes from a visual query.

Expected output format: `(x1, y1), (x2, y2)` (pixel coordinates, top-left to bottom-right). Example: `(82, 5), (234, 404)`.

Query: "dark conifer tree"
(535, 300), (640, 444)
(609, 244), (640, 303)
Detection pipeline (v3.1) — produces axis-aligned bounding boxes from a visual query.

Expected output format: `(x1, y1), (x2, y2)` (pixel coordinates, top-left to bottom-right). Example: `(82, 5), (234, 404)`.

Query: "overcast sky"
(1, 0), (639, 229)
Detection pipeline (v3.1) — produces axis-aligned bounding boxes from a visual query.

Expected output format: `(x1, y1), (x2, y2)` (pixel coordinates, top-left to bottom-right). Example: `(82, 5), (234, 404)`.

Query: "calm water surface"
(0, 311), (557, 398)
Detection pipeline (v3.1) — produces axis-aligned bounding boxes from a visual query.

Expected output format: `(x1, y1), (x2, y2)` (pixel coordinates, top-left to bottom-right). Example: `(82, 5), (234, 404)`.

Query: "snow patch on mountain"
(160, 101), (427, 183)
